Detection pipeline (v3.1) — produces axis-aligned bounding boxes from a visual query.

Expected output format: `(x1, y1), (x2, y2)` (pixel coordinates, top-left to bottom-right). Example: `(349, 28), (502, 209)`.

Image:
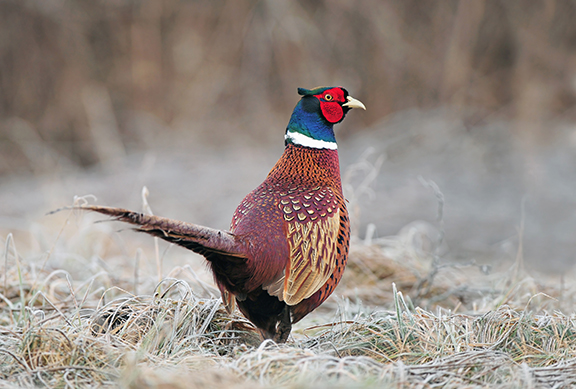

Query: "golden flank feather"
(281, 211), (340, 305)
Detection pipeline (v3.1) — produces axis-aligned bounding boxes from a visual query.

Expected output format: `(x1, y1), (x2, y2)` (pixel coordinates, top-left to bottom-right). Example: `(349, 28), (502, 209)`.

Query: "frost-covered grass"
(1, 207), (575, 388)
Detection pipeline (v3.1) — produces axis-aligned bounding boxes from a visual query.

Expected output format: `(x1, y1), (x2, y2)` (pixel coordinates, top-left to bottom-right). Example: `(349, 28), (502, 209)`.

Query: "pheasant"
(81, 86), (365, 342)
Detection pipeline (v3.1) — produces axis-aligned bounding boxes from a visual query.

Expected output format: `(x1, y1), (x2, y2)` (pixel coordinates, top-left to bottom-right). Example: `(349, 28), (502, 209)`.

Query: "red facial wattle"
(320, 102), (344, 123)
(315, 87), (346, 124)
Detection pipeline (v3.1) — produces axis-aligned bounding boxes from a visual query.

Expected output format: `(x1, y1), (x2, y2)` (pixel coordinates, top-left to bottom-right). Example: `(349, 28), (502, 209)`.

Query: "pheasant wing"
(263, 187), (341, 306)
(282, 210), (340, 305)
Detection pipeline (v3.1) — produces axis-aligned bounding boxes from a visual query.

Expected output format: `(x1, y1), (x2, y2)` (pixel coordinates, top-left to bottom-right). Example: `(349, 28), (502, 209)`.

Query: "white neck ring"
(285, 131), (337, 150)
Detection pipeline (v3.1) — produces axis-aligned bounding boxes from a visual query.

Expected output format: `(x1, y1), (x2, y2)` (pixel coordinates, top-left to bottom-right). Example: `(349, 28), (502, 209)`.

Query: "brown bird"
(80, 86), (365, 342)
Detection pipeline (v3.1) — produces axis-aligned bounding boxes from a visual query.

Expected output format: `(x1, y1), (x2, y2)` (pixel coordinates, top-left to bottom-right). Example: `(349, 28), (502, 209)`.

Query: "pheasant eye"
(324, 94), (333, 101)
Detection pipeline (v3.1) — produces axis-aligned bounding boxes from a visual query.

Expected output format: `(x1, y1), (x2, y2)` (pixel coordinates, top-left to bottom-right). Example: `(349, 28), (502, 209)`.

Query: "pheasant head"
(285, 86), (366, 150)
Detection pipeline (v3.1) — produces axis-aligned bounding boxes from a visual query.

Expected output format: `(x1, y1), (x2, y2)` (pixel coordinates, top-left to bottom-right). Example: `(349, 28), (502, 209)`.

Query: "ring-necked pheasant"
(81, 86), (365, 342)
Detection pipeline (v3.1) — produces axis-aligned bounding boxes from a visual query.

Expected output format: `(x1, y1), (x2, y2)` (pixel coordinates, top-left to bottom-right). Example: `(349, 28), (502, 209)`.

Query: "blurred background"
(1, 0), (576, 272)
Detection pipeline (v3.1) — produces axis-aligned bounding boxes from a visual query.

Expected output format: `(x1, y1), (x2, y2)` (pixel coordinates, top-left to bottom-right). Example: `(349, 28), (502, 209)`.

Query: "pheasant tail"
(81, 205), (245, 260)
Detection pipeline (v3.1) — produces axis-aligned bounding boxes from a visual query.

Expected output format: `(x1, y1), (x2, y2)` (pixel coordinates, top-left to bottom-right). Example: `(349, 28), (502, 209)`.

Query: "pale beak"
(342, 95), (366, 110)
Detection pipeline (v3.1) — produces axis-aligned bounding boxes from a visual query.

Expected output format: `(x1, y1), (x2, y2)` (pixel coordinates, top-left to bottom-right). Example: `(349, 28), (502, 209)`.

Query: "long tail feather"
(78, 205), (245, 259)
